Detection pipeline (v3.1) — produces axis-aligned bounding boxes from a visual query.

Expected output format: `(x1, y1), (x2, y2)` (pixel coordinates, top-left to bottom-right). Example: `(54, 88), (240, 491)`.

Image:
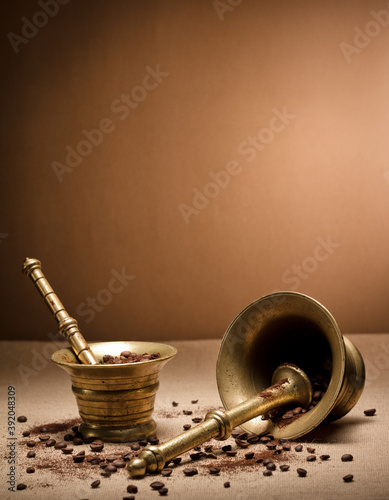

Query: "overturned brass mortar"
(51, 341), (177, 442)
(128, 291), (365, 477)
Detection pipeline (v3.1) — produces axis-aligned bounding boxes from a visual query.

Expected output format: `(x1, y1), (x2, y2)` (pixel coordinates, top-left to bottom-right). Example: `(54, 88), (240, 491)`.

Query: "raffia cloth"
(1, 335), (388, 500)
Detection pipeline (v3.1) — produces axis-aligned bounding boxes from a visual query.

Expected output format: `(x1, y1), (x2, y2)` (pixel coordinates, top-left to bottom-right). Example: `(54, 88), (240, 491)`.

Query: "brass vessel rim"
(51, 341), (177, 368)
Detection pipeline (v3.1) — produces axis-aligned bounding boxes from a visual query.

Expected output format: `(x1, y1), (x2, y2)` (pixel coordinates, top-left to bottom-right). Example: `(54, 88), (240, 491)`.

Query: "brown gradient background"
(1, 0), (389, 342)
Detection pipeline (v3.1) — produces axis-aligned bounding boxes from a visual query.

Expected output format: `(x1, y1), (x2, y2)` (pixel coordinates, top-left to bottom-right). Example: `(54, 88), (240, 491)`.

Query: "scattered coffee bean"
(40, 427), (49, 433)
(106, 465), (117, 473)
(39, 434), (50, 441)
(341, 454), (353, 462)
(343, 474), (354, 482)
(172, 401), (179, 407)
(191, 400), (198, 404)
(259, 436), (271, 444)
(282, 443), (291, 451)
(123, 497), (135, 500)
(206, 453), (217, 459)
(26, 440), (36, 447)
(226, 451), (237, 457)
(297, 468), (307, 477)
(98, 351), (161, 364)
(209, 467), (220, 475)
(22, 430), (30, 437)
(280, 465), (290, 472)
(159, 487), (168, 496)
(91, 479), (100, 488)
(266, 442), (276, 450)
(139, 439), (148, 446)
(224, 481), (230, 488)
(295, 445), (303, 452)
(192, 417), (202, 423)
(72, 426), (79, 433)
(113, 460), (126, 468)
(73, 438), (83, 446)
(46, 439), (56, 447)
(26, 467), (35, 473)
(130, 443), (140, 451)
(148, 436), (160, 445)
(183, 424), (191, 430)
(307, 447), (315, 453)
(190, 452), (204, 461)
(150, 481), (165, 490)
(17, 416), (27, 423)
(100, 471), (110, 478)
(54, 441), (67, 450)
(222, 445), (231, 452)
(127, 485), (138, 494)
(27, 451), (36, 458)
(263, 459), (273, 466)
(64, 433), (74, 441)
(183, 467), (198, 476)
(183, 410), (193, 415)
(62, 448), (73, 454)
(245, 452), (255, 459)
(172, 457), (182, 465)
(364, 408), (376, 417)
(320, 455), (330, 461)
(307, 455), (316, 462)
(247, 433), (260, 444)
(17, 484), (27, 490)
(267, 463), (276, 471)
(263, 470), (272, 476)
(90, 441), (104, 452)
(161, 468), (173, 477)
(73, 453), (85, 463)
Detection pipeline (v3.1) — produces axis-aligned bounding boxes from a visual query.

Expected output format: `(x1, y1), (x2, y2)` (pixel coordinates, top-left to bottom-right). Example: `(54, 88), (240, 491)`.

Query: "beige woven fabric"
(1, 335), (388, 500)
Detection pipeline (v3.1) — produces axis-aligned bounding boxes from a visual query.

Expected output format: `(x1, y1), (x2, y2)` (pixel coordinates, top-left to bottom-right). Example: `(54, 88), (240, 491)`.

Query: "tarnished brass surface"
(22, 257), (97, 365)
(51, 341), (177, 442)
(217, 292), (365, 439)
(128, 364), (312, 477)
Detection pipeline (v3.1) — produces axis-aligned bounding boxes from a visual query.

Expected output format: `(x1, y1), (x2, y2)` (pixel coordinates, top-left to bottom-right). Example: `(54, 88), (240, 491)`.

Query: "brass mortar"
(51, 341), (177, 442)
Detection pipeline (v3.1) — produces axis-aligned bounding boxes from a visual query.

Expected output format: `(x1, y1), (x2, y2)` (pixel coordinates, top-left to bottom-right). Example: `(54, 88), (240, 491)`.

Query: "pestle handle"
(127, 364), (312, 477)
(22, 257), (98, 365)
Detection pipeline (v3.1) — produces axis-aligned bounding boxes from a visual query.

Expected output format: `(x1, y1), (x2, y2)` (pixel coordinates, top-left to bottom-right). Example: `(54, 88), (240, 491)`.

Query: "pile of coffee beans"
(98, 350), (161, 365)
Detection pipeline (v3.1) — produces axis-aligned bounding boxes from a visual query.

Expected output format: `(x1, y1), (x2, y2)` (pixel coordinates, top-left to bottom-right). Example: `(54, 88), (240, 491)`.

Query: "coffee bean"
(26, 467), (35, 473)
(127, 485), (138, 493)
(192, 418), (202, 423)
(139, 439), (148, 446)
(226, 451), (237, 457)
(39, 434), (50, 441)
(267, 463), (276, 471)
(313, 390), (322, 401)
(123, 497), (135, 500)
(231, 430), (241, 438)
(26, 440), (36, 447)
(73, 454), (85, 463)
(64, 433), (74, 441)
(106, 465), (117, 473)
(206, 453), (217, 459)
(320, 455), (330, 460)
(150, 481), (165, 490)
(263, 470), (272, 476)
(222, 445), (231, 452)
(259, 436), (271, 443)
(172, 401), (179, 407)
(17, 484), (27, 490)
(73, 437), (83, 445)
(247, 433), (260, 444)
(224, 481), (230, 488)
(100, 471), (110, 478)
(183, 410), (193, 415)
(280, 465), (290, 472)
(183, 424), (191, 430)
(209, 467), (220, 475)
(54, 441), (67, 450)
(190, 452), (204, 461)
(113, 460), (126, 468)
(46, 439), (56, 447)
(282, 442), (291, 451)
(295, 445), (303, 452)
(266, 443), (276, 450)
(17, 416), (27, 422)
(263, 459), (273, 466)
(172, 457), (182, 465)
(159, 487), (168, 496)
(90, 442), (104, 452)
(297, 468), (307, 477)
(307, 447), (315, 453)
(341, 454), (353, 462)
(282, 412), (294, 420)
(191, 400), (198, 404)
(62, 448), (73, 454)
(245, 452), (255, 459)
(91, 479), (100, 488)
(293, 407), (303, 414)
(22, 430), (30, 437)
(307, 455), (316, 462)
(27, 451), (35, 458)
(148, 436), (160, 445)
(364, 408), (376, 417)
(343, 474), (354, 482)
(161, 468), (172, 477)
(183, 468), (198, 476)
(40, 427), (49, 433)
(130, 443), (140, 451)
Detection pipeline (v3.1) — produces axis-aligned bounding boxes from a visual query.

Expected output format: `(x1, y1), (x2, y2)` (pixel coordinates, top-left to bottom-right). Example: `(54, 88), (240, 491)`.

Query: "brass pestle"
(22, 257), (98, 365)
(127, 363), (312, 477)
